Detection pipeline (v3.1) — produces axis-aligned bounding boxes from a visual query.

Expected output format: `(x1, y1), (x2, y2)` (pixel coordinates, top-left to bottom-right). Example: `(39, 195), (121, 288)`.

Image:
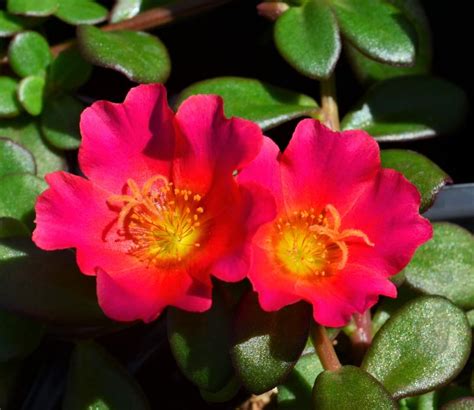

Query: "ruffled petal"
(173, 95), (263, 193)
(281, 120), (380, 213)
(79, 84), (176, 192)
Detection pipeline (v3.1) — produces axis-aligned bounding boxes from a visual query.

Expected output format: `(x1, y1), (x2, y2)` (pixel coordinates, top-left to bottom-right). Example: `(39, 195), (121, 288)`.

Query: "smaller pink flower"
(33, 84), (275, 323)
(238, 120), (432, 327)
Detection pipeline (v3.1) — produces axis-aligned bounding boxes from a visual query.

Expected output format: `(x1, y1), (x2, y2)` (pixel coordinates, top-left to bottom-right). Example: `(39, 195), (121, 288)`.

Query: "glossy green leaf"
(110, 0), (142, 23)
(0, 238), (109, 325)
(78, 26), (171, 83)
(47, 47), (92, 92)
(7, 0), (58, 16)
(381, 149), (451, 211)
(278, 352), (324, 410)
(41, 95), (82, 150)
(330, 0), (415, 65)
(404, 223), (474, 309)
(441, 398), (474, 410)
(362, 296), (472, 399)
(274, 1), (340, 79)
(0, 137), (36, 176)
(0, 77), (21, 118)
(178, 77), (318, 130)
(341, 76), (468, 141)
(0, 10), (32, 37)
(399, 391), (437, 410)
(168, 285), (234, 392)
(0, 117), (65, 177)
(230, 292), (311, 394)
(313, 366), (396, 409)
(0, 309), (44, 362)
(467, 310), (474, 328)
(63, 341), (150, 410)
(346, 0), (432, 83)
(18, 75), (45, 116)
(8, 31), (52, 77)
(0, 174), (46, 227)
(55, 0), (108, 25)
(0, 217), (30, 238)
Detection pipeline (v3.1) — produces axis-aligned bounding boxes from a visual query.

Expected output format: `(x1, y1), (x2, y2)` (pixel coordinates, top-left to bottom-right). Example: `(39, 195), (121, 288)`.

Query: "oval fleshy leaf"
(312, 366), (397, 410)
(362, 296), (472, 399)
(47, 47), (92, 92)
(441, 398), (474, 410)
(177, 77), (318, 130)
(55, 0), (108, 25)
(0, 238), (109, 325)
(77, 26), (171, 84)
(167, 285), (235, 393)
(0, 117), (65, 177)
(110, 0), (142, 23)
(278, 352), (324, 410)
(274, 1), (340, 79)
(0, 77), (21, 118)
(0, 309), (44, 362)
(230, 292), (311, 394)
(41, 95), (82, 150)
(7, 0), (58, 17)
(403, 223), (474, 310)
(346, 0), (431, 83)
(199, 376), (241, 403)
(0, 217), (31, 239)
(18, 75), (45, 116)
(0, 10), (33, 37)
(8, 31), (52, 77)
(341, 76), (468, 141)
(0, 174), (46, 227)
(380, 149), (451, 211)
(0, 137), (36, 177)
(330, 0), (415, 65)
(63, 341), (150, 410)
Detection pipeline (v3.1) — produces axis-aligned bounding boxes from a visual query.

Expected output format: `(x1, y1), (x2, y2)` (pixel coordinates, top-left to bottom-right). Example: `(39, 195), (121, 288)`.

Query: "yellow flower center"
(272, 204), (373, 278)
(108, 175), (204, 265)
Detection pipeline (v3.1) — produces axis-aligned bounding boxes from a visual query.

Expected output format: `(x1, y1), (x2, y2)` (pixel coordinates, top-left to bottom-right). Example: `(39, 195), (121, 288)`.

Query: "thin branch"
(320, 75), (340, 131)
(350, 310), (373, 364)
(312, 324), (341, 371)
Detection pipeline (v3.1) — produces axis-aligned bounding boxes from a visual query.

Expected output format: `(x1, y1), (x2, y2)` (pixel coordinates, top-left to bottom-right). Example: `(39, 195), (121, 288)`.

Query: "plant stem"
(320, 75), (340, 131)
(350, 310), (373, 364)
(312, 324), (341, 371)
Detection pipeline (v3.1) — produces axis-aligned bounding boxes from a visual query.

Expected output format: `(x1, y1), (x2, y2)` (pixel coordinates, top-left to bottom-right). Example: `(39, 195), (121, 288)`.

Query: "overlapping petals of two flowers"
(33, 84), (432, 327)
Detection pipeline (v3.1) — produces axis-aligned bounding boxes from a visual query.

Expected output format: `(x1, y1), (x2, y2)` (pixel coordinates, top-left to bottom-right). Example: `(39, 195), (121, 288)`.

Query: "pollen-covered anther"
(108, 175), (205, 265)
(273, 204), (374, 278)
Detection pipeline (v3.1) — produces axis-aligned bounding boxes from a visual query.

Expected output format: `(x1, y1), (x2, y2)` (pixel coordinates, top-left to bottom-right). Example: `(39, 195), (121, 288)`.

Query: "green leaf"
(0, 309), (44, 362)
(7, 0), (58, 17)
(47, 47), (92, 92)
(346, 0), (432, 83)
(362, 296), (472, 399)
(274, 1), (340, 79)
(0, 174), (46, 227)
(0, 217), (30, 239)
(77, 26), (170, 83)
(278, 352), (324, 410)
(0, 137), (36, 176)
(0, 117), (65, 177)
(178, 77), (318, 130)
(168, 285), (234, 392)
(403, 223), (474, 309)
(199, 376), (241, 403)
(8, 31), (52, 77)
(63, 341), (150, 410)
(381, 149), (451, 211)
(0, 77), (21, 118)
(0, 10), (33, 37)
(55, 0), (108, 25)
(41, 95), (82, 150)
(110, 0), (142, 23)
(330, 0), (416, 65)
(441, 398), (474, 410)
(230, 292), (311, 394)
(312, 366), (397, 409)
(467, 310), (474, 328)
(0, 238), (109, 325)
(18, 75), (45, 116)
(341, 76), (468, 141)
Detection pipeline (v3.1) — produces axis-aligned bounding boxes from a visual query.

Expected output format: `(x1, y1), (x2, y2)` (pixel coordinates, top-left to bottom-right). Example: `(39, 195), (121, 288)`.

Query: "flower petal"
(174, 95), (263, 193)
(79, 84), (176, 192)
(281, 119), (380, 213)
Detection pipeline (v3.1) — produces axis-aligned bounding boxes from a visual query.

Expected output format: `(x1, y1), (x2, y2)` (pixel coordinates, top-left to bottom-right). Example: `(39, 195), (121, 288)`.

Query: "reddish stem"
(351, 310), (373, 364)
(312, 324), (342, 371)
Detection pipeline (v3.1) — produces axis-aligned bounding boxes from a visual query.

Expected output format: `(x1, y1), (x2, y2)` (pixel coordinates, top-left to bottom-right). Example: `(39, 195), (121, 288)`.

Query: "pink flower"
(33, 84), (274, 322)
(238, 120), (432, 327)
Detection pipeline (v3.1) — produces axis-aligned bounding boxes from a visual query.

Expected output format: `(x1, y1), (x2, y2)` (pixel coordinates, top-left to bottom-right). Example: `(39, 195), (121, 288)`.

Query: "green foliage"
(0, 77), (21, 118)
(18, 75), (45, 116)
(55, 0), (108, 25)
(47, 47), (92, 92)
(8, 31), (52, 77)
(0, 137), (35, 176)
(7, 0), (58, 17)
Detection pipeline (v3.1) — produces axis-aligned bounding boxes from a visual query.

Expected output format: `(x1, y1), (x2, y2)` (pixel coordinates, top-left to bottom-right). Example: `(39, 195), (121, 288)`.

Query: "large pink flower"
(33, 84), (275, 322)
(238, 120), (432, 327)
